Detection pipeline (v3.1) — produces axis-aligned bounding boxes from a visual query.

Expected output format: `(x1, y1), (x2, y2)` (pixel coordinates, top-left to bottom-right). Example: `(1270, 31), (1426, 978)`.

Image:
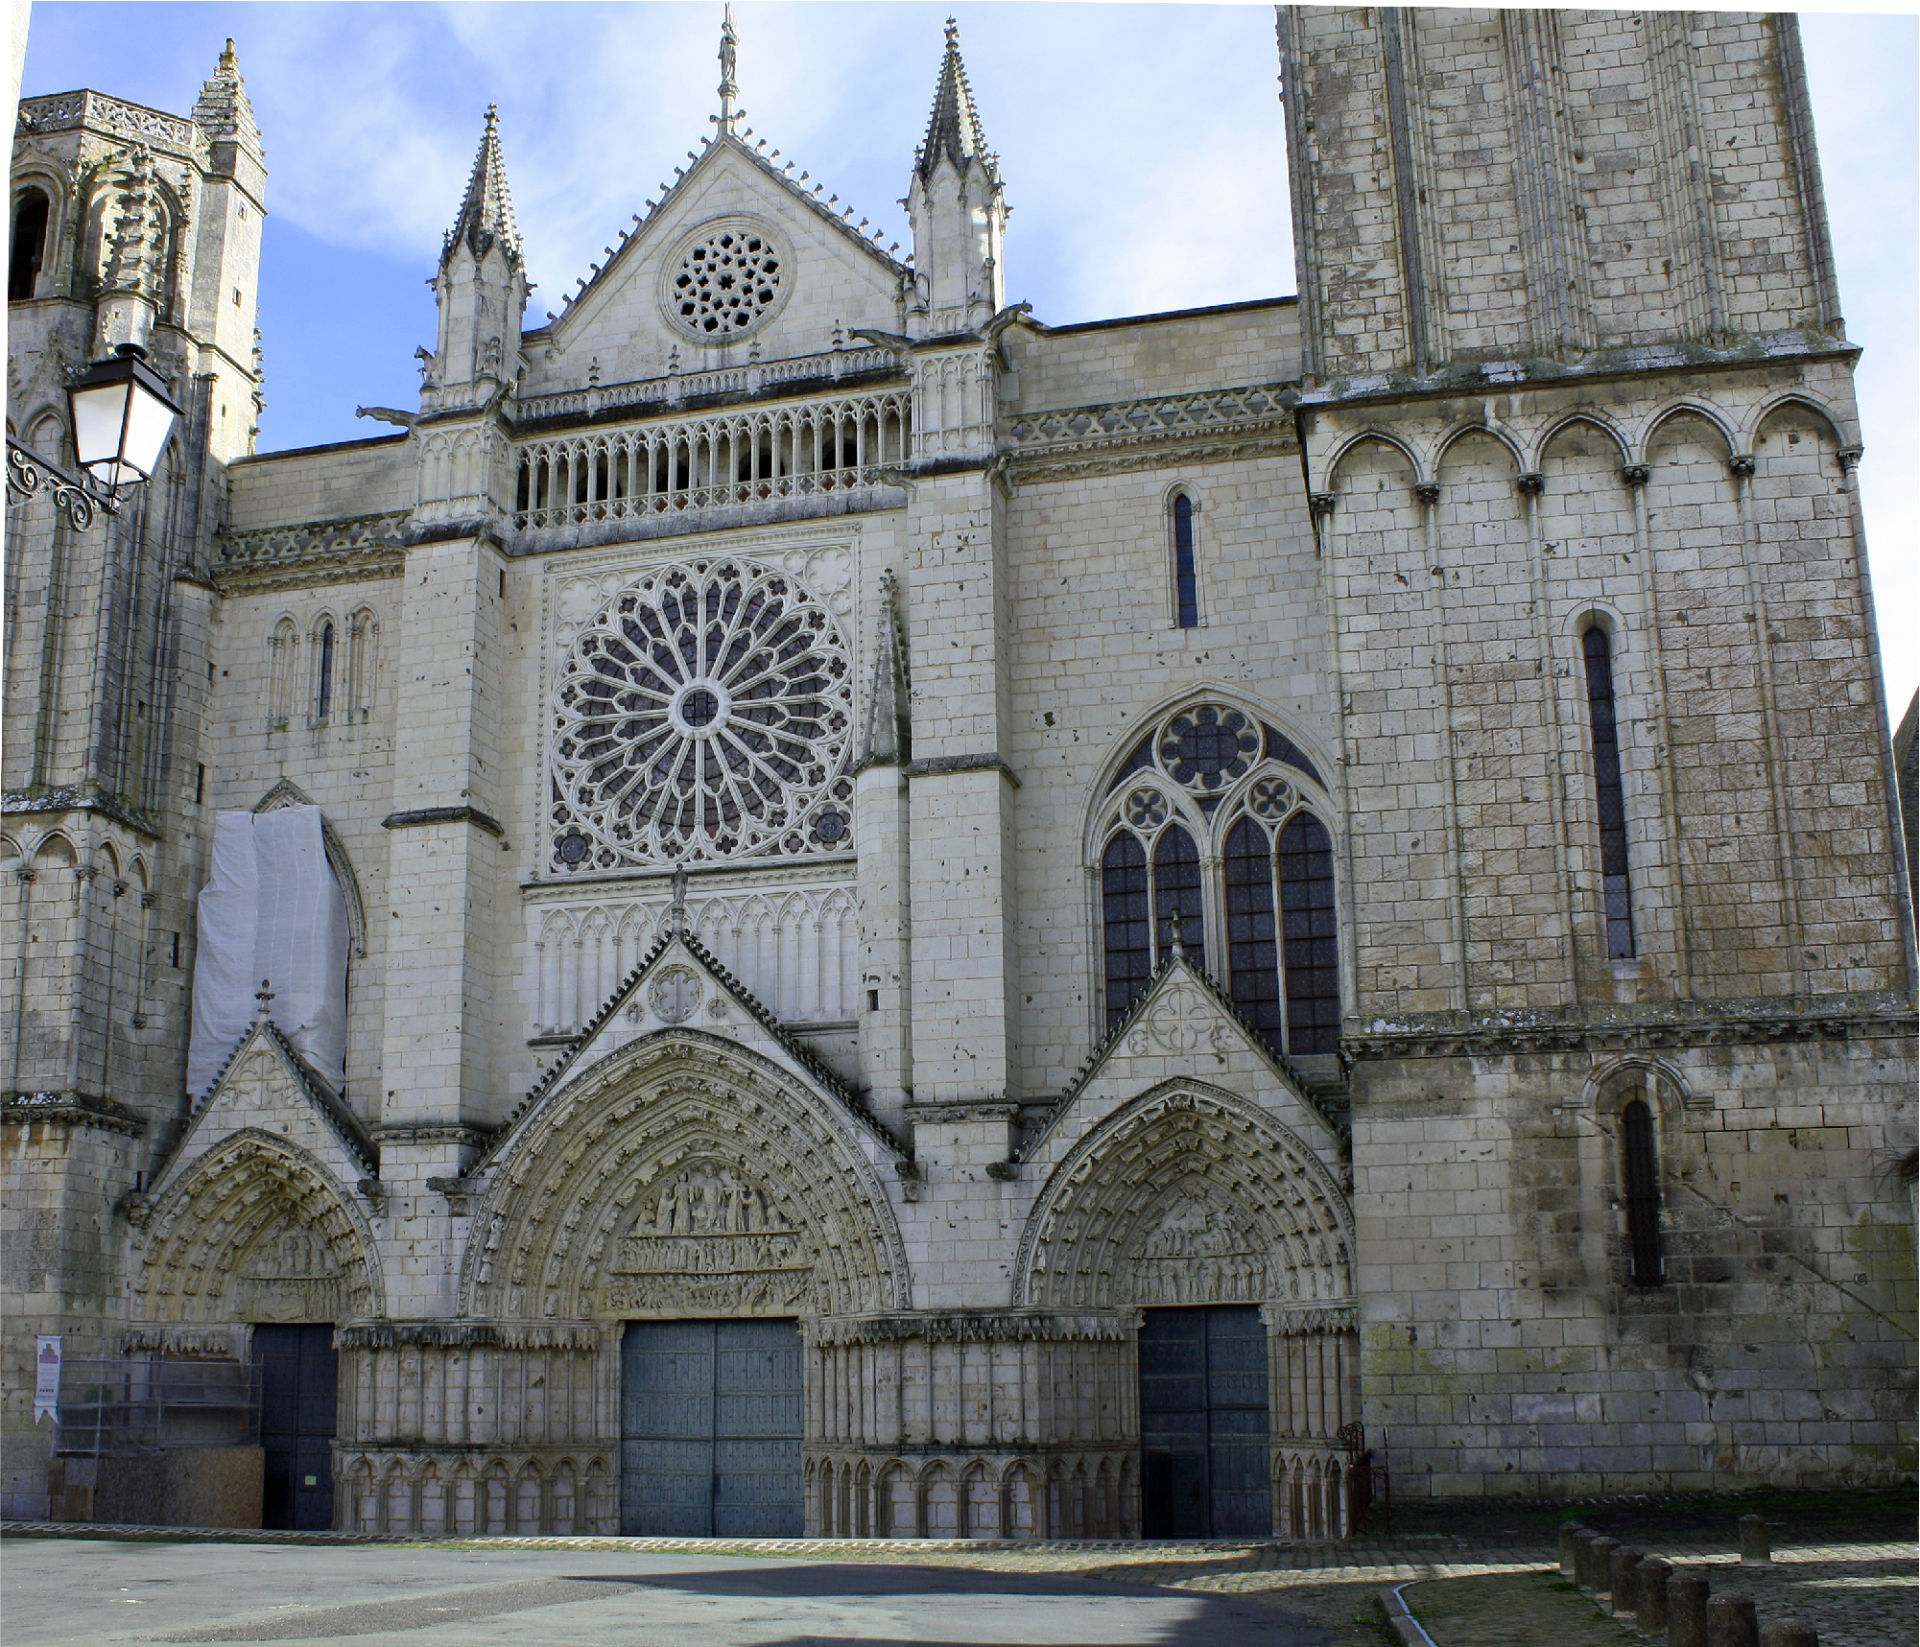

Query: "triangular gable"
(526, 134), (908, 388)
(1027, 955), (1343, 1165)
(499, 924), (893, 1152)
(148, 1016), (377, 1207)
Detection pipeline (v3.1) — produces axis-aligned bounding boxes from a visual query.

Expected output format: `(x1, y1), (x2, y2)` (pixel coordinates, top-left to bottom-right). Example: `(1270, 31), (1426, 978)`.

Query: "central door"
(1139, 1306), (1270, 1538)
(620, 1319), (803, 1536)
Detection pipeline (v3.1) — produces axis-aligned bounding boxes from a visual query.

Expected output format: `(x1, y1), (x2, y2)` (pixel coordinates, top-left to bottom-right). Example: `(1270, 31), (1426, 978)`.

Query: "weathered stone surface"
(3, 11), (1912, 1534)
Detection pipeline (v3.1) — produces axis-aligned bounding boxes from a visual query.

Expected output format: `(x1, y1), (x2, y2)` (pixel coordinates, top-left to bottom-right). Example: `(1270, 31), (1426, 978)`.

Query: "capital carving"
(1413, 482), (1441, 506)
(1728, 455), (1756, 479)
(1620, 464), (1651, 488)
(1515, 471), (1545, 496)
(1308, 492), (1338, 520)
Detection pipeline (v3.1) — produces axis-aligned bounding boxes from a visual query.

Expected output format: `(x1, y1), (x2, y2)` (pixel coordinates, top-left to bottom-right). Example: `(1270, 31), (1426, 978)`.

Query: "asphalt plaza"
(0, 1537), (1339, 1646)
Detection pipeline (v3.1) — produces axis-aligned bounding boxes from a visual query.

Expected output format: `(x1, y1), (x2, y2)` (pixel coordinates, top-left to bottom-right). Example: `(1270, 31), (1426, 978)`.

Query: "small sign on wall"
(33, 1337), (60, 1423)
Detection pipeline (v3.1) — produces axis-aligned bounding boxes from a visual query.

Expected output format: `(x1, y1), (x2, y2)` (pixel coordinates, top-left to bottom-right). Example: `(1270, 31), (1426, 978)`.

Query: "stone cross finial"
(254, 979), (275, 1017)
(715, 5), (742, 136)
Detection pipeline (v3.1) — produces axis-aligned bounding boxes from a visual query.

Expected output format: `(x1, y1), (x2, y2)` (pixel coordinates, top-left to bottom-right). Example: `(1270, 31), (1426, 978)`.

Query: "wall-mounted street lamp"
(5, 344), (183, 530)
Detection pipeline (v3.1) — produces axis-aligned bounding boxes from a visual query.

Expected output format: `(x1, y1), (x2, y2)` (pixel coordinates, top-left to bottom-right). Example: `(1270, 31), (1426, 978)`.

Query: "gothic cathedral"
(4, 12), (1912, 1537)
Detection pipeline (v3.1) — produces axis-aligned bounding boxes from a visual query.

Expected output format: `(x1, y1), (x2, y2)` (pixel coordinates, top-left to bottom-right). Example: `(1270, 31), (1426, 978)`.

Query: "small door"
(253, 1324), (337, 1531)
(621, 1319), (802, 1537)
(1139, 1306), (1270, 1538)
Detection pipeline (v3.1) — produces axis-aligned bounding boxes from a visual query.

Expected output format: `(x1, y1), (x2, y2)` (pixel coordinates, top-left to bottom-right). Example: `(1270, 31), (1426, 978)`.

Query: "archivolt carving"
(132, 1129), (381, 1324)
(464, 1035), (908, 1319)
(1015, 1083), (1352, 1310)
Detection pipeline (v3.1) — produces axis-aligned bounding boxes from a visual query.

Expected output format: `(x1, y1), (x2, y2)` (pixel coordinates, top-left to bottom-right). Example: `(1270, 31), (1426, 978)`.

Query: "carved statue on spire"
(715, 5), (741, 137)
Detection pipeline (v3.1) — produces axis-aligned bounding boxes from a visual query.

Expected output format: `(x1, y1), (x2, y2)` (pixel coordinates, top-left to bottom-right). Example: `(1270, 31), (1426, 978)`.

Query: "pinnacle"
(192, 34), (263, 155)
(445, 103), (523, 267)
(915, 16), (992, 180)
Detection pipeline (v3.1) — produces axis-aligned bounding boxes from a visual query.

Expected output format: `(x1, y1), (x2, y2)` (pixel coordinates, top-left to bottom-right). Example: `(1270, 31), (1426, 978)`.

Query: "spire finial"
(254, 979), (275, 1018)
(715, 5), (741, 137)
(220, 37), (238, 72)
(445, 103), (523, 268)
(916, 16), (994, 181)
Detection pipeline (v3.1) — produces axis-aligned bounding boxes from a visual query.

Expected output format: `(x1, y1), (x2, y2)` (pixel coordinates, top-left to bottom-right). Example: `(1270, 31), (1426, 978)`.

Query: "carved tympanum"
(1017, 1085), (1351, 1310)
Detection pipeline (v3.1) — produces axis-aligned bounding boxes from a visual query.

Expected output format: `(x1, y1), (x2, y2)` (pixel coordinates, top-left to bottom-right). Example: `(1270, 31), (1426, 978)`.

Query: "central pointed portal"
(619, 1320), (803, 1536)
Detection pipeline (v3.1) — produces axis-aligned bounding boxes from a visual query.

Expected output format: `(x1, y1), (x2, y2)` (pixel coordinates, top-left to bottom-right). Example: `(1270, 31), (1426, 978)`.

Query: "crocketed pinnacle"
(915, 18), (993, 180)
(191, 36), (263, 156)
(444, 105), (523, 267)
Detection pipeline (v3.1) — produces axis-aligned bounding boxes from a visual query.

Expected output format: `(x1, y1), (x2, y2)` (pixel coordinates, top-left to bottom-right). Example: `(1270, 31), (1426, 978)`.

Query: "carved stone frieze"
(213, 510), (410, 594)
(1003, 383), (1299, 483)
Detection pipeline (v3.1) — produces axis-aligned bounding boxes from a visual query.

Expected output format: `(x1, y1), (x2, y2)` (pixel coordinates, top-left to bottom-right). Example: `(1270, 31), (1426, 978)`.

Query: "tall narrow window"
(1153, 826), (1205, 970)
(1278, 812), (1340, 1053)
(1172, 493), (1199, 629)
(10, 190), (49, 301)
(1620, 1098), (1664, 1286)
(1102, 834), (1152, 1026)
(316, 621), (336, 721)
(1582, 624), (1635, 958)
(1224, 817), (1281, 1042)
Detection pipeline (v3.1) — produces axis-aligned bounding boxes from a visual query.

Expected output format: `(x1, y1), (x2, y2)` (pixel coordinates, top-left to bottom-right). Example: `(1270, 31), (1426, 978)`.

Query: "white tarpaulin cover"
(186, 806), (350, 1096)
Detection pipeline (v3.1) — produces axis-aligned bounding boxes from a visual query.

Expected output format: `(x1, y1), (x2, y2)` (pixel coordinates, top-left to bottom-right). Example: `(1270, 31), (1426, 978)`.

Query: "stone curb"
(1379, 1581), (1442, 1647)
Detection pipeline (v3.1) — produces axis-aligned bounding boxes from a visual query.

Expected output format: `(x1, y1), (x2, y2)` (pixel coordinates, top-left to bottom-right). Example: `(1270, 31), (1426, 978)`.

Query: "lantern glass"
(66, 345), (182, 490)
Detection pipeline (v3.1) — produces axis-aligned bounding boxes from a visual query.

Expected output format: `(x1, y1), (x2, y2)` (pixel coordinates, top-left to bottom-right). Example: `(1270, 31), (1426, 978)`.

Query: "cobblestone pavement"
(1398, 1546), (1916, 1647)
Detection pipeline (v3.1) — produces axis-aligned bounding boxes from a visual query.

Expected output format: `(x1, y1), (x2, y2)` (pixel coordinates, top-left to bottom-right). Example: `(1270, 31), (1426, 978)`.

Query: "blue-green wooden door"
(620, 1319), (802, 1536)
(1139, 1306), (1271, 1538)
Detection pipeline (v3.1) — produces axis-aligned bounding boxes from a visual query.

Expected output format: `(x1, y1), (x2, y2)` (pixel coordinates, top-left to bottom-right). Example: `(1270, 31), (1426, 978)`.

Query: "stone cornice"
(213, 510), (410, 594)
(1298, 336), (1860, 413)
(805, 1309), (1141, 1348)
(1342, 996), (1917, 1060)
(334, 1320), (600, 1352)
(0, 788), (162, 841)
(382, 806), (506, 839)
(1004, 383), (1301, 484)
(2, 1089), (146, 1136)
(370, 1123), (497, 1150)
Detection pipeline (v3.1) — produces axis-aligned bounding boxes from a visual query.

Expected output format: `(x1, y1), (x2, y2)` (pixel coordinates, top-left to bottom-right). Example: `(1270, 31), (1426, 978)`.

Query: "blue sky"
(19, 4), (1917, 707)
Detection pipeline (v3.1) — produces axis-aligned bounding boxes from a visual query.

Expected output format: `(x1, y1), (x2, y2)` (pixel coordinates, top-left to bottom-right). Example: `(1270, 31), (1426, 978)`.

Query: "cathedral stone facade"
(4, 12), (1913, 1537)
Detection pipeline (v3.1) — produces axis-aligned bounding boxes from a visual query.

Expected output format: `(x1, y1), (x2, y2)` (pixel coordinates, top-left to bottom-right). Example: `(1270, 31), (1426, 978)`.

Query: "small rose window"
(670, 228), (783, 336)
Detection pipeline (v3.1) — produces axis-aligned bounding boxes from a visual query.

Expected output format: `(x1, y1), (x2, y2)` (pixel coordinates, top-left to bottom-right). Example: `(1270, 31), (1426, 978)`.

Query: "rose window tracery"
(667, 226), (784, 338)
(550, 557), (853, 870)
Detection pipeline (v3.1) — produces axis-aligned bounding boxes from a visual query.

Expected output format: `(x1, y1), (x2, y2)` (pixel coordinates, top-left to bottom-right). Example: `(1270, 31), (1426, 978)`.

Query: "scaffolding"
(53, 1358), (259, 1457)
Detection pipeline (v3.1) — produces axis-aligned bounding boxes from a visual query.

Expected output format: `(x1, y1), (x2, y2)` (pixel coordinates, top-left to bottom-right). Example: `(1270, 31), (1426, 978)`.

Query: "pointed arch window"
(268, 618), (299, 732)
(315, 620), (336, 722)
(346, 606), (379, 724)
(1095, 704), (1339, 1049)
(10, 189), (50, 301)
(1171, 492), (1199, 629)
(1581, 623), (1634, 958)
(1620, 1097), (1664, 1286)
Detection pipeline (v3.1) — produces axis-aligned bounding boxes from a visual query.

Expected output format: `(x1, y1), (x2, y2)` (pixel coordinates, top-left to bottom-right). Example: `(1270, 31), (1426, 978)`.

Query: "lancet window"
(1095, 703), (1339, 1053)
(10, 189), (50, 301)
(1171, 491), (1199, 629)
(315, 619), (336, 722)
(1581, 622), (1634, 958)
(1620, 1097), (1664, 1286)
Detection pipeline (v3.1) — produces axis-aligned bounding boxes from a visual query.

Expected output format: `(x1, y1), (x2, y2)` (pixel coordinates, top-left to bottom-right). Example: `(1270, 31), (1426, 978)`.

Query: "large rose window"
(549, 558), (853, 870)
